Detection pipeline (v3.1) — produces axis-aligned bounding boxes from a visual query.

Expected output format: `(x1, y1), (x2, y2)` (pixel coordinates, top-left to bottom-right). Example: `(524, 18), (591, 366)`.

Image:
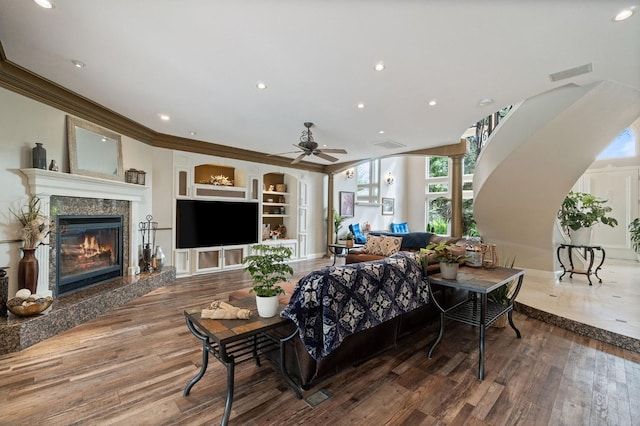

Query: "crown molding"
(0, 40), (325, 174)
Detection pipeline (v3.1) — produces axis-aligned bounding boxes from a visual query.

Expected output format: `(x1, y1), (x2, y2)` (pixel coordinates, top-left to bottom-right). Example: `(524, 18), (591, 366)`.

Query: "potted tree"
(242, 244), (294, 318)
(425, 241), (466, 280)
(629, 218), (640, 261)
(557, 191), (618, 245)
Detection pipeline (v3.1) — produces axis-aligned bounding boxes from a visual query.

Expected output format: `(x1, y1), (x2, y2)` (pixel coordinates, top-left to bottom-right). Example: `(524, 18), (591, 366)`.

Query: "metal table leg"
(478, 293), (486, 380)
(184, 316), (210, 396)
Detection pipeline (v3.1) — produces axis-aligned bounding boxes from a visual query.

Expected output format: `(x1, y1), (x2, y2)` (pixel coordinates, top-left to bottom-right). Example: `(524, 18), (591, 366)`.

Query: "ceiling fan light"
(357, 103), (365, 109)
(374, 62), (385, 71)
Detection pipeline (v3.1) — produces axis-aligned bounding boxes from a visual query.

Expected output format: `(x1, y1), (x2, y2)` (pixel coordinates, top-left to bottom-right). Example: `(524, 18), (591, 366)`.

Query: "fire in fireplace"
(56, 215), (124, 295)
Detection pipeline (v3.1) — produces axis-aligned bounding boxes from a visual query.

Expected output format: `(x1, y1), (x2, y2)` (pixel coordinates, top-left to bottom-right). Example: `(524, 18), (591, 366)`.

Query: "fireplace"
(56, 215), (124, 296)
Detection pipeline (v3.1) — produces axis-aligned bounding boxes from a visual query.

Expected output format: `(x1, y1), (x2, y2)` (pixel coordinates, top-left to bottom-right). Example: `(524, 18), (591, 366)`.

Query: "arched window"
(597, 128), (635, 160)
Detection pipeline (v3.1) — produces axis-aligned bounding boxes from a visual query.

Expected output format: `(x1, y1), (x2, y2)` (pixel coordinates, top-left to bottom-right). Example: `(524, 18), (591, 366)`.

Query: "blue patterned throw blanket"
(281, 252), (428, 360)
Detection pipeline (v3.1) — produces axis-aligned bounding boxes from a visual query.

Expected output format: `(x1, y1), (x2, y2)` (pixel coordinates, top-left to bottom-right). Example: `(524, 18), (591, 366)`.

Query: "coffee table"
(426, 266), (525, 380)
(183, 297), (301, 426)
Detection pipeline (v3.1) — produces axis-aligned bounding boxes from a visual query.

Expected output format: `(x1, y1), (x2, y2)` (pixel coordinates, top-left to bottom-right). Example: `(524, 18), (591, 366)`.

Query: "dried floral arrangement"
(10, 195), (52, 249)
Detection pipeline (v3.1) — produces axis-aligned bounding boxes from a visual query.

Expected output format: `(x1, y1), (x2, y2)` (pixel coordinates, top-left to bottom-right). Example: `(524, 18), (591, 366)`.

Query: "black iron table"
(183, 297), (301, 426)
(426, 266), (525, 380)
(327, 243), (364, 265)
(557, 243), (605, 285)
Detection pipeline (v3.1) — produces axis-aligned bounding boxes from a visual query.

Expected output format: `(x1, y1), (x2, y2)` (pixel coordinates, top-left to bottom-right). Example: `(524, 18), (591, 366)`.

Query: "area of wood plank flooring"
(0, 257), (638, 425)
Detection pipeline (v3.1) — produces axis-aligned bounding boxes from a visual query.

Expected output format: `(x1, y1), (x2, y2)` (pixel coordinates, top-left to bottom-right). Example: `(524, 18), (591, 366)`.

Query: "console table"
(557, 243), (605, 285)
(183, 298), (301, 426)
(426, 267), (525, 380)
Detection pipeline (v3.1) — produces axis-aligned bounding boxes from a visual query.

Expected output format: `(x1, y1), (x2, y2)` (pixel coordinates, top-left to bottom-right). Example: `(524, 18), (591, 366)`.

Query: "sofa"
(345, 231), (466, 271)
(275, 252), (462, 388)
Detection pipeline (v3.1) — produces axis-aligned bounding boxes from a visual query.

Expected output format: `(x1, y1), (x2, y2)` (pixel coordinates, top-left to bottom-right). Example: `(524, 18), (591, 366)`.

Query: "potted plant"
(557, 191), (618, 245)
(242, 244), (294, 317)
(629, 218), (640, 260)
(10, 195), (52, 293)
(425, 241), (466, 280)
(487, 256), (516, 327)
(345, 232), (355, 247)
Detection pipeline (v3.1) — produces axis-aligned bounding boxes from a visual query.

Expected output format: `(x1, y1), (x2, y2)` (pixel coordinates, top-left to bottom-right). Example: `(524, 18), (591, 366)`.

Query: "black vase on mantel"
(32, 142), (47, 170)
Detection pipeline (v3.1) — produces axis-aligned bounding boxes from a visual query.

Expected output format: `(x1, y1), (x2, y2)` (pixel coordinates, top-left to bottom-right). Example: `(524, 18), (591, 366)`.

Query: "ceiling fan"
(275, 122), (347, 164)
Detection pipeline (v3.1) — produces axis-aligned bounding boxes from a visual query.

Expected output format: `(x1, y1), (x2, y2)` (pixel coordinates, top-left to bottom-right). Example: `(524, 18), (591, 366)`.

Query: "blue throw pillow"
(349, 223), (367, 244)
(390, 222), (409, 233)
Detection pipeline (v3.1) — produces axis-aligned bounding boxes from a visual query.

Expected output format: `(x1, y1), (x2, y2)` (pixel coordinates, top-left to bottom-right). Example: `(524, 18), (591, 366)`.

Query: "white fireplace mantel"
(20, 168), (149, 296)
(20, 168), (148, 201)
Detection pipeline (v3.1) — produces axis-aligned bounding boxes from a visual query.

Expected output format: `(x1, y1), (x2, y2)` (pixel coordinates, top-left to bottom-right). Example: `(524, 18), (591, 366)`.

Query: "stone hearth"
(0, 268), (175, 355)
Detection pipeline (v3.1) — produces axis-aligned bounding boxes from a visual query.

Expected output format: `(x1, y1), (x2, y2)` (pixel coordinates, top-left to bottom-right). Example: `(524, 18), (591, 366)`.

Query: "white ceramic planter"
(570, 226), (593, 246)
(255, 295), (280, 318)
(439, 262), (459, 280)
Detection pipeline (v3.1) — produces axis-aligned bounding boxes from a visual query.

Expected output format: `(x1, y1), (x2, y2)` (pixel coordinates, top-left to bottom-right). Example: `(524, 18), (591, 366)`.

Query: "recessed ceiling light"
(71, 60), (85, 68)
(158, 114), (170, 121)
(256, 81), (267, 89)
(374, 62), (385, 71)
(189, 131), (197, 136)
(613, 8), (634, 21)
(378, 130), (385, 134)
(428, 99), (438, 106)
(357, 103), (365, 109)
(479, 98), (494, 106)
(34, 0), (54, 9)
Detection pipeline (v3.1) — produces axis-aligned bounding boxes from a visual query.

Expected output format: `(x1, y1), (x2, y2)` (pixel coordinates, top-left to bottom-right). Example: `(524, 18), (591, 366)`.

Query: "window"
(597, 128), (636, 160)
(356, 159), (380, 204)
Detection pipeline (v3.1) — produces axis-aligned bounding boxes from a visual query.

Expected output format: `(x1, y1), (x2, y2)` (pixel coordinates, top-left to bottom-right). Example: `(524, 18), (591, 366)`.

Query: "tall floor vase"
(18, 248), (38, 294)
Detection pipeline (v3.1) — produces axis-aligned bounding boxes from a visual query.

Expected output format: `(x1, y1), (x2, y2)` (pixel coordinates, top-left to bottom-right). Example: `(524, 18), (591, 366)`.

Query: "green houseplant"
(557, 191), (618, 245)
(333, 209), (344, 244)
(424, 241), (466, 279)
(629, 218), (640, 254)
(243, 244), (293, 317)
(558, 191), (618, 231)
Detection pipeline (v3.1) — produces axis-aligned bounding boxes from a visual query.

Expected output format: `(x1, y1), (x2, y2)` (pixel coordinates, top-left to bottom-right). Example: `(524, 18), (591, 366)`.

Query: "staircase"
(473, 81), (640, 270)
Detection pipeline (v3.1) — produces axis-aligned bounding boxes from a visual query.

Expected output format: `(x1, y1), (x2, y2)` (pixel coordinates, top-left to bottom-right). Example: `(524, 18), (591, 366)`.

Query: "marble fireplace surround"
(20, 168), (148, 296)
(0, 169), (177, 355)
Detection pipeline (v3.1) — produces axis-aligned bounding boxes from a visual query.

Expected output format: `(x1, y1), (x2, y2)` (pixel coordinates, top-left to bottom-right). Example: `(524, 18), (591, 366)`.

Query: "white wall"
(0, 87), (153, 296)
(330, 157), (408, 236)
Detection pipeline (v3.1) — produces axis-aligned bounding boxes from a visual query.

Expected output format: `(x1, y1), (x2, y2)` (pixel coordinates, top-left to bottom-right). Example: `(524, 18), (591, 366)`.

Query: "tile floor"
(517, 257), (640, 342)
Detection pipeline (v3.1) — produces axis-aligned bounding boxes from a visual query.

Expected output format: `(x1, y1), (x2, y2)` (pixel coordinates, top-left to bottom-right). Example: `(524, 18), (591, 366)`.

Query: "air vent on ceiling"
(549, 63), (593, 82)
(374, 140), (406, 149)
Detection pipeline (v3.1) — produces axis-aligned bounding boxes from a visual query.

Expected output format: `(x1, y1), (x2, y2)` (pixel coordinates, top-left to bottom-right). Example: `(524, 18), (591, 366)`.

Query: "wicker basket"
(275, 183), (286, 192)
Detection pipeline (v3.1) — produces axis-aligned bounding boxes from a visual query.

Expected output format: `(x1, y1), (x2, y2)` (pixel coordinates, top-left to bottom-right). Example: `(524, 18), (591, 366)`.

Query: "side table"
(426, 266), (525, 380)
(557, 243), (605, 285)
(327, 243), (364, 265)
(183, 297), (301, 426)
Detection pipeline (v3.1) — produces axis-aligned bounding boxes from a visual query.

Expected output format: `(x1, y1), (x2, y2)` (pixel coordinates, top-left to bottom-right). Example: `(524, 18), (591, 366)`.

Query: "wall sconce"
(345, 168), (355, 179)
(385, 172), (394, 185)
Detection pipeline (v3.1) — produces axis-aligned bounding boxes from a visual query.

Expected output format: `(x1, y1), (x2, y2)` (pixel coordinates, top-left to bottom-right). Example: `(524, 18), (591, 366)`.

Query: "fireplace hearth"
(56, 215), (123, 296)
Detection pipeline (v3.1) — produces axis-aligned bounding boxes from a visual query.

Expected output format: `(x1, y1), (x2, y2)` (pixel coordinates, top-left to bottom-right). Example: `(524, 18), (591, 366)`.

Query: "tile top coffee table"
(426, 266), (525, 380)
(183, 297), (301, 426)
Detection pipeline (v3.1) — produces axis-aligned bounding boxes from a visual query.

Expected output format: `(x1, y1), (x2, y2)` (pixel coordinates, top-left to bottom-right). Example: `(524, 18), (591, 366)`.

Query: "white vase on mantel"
(570, 227), (593, 246)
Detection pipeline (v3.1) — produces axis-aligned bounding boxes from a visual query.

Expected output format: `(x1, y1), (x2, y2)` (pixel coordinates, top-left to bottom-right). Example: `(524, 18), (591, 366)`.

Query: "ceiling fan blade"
(291, 153), (307, 164)
(293, 144), (306, 151)
(319, 148), (347, 154)
(314, 151), (339, 162)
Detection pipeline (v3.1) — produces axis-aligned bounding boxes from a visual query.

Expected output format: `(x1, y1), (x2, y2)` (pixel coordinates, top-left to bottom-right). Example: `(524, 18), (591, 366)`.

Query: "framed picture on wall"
(339, 191), (355, 218)
(382, 197), (394, 215)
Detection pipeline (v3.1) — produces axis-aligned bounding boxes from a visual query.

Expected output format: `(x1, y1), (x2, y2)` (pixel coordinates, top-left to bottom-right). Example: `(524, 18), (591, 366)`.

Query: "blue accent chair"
(349, 223), (367, 244)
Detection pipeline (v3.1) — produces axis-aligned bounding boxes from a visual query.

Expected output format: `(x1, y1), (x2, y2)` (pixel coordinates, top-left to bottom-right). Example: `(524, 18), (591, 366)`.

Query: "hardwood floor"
(1, 258), (639, 425)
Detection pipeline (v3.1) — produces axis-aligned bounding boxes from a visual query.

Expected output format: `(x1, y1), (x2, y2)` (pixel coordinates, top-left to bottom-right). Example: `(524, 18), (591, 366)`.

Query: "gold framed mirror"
(66, 115), (124, 181)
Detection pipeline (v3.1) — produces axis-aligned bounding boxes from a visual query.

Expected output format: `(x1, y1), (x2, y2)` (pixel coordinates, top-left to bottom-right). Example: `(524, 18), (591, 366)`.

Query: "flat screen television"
(176, 199), (259, 248)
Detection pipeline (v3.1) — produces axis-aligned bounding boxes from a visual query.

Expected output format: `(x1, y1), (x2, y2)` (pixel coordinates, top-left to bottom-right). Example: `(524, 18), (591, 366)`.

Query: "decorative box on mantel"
(125, 168), (146, 185)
